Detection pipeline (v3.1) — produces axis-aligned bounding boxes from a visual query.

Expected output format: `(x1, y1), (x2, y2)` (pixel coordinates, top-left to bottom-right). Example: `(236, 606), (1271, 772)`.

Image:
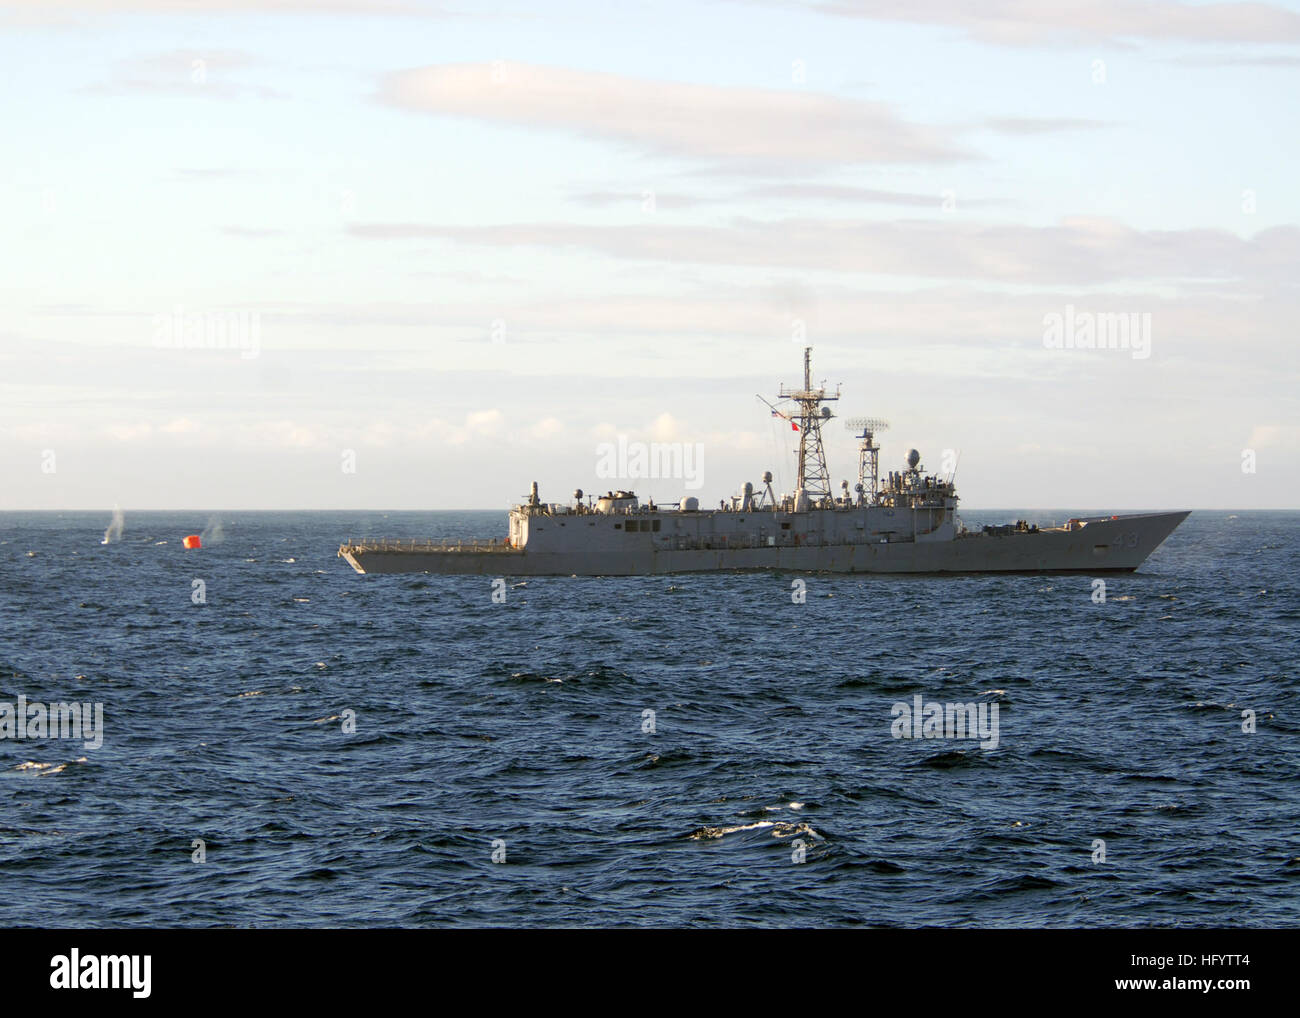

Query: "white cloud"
(106, 422), (154, 441)
(464, 408), (504, 435)
(1245, 424), (1297, 449)
(379, 62), (969, 170)
(649, 412), (683, 442)
(0, 0), (420, 15)
(248, 420), (318, 447)
(84, 48), (285, 99)
(351, 216), (1300, 287)
(530, 416), (564, 439)
(807, 0), (1300, 47)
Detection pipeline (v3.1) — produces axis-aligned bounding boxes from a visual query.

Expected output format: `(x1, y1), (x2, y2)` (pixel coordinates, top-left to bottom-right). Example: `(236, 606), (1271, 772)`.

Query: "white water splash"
(200, 516), (224, 545)
(101, 505), (125, 545)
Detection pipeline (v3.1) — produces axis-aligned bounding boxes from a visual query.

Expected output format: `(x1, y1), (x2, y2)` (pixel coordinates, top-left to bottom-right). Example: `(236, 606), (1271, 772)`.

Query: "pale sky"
(2, 0), (1297, 511)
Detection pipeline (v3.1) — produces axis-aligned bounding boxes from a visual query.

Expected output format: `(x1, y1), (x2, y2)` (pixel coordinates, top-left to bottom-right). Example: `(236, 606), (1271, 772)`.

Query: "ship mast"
(777, 347), (839, 504)
(844, 416), (890, 505)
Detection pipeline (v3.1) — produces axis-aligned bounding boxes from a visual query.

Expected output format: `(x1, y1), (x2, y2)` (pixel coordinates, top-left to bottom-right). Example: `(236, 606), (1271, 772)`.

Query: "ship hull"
(339, 511), (1189, 577)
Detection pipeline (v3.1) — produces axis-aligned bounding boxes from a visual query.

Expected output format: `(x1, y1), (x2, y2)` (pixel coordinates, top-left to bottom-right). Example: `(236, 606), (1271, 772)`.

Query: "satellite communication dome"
(820, 406), (832, 419)
(574, 489), (583, 500)
(907, 449), (921, 470)
(762, 471), (773, 483)
(743, 481), (754, 494)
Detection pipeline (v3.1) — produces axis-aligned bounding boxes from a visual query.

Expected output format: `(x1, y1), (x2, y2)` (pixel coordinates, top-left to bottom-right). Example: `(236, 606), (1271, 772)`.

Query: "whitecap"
(692, 821), (776, 839)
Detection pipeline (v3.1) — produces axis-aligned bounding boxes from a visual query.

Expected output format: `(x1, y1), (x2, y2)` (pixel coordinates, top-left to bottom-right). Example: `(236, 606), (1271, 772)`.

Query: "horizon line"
(1, 506), (1294, 514)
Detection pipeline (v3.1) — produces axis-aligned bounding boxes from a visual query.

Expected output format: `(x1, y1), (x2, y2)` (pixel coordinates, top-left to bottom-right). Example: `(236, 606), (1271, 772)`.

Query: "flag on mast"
(760, 394), (800, 432)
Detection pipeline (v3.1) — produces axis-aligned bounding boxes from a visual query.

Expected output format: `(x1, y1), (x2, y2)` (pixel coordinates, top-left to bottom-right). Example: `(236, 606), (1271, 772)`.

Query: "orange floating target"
(182, 534), (202, 549)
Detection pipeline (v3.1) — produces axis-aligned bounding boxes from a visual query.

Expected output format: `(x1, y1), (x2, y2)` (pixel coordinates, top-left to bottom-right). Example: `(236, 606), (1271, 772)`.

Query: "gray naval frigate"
(339, 348), (1188, 576)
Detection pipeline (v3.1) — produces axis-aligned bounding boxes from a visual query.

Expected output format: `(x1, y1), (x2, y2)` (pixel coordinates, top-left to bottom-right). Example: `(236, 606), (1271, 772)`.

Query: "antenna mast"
(844, 416), (891, 505)
(776, 347), (839, 504)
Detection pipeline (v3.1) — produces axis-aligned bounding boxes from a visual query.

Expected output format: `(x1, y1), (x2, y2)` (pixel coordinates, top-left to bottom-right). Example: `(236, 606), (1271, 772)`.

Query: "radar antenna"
(844, 416), (890, 505)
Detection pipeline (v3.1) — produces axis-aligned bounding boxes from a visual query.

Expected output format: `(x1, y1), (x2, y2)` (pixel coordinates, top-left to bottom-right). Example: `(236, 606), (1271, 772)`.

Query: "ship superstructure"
(339, 349), (1188, 576)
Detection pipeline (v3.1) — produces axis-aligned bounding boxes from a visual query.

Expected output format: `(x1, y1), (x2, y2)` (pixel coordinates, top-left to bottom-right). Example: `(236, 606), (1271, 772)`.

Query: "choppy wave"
(0, 509), (1296, 928)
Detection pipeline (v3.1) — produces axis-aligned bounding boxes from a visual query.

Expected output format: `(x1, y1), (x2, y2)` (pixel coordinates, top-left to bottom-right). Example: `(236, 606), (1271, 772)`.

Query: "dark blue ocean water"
(1, 509), (1296, 928)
